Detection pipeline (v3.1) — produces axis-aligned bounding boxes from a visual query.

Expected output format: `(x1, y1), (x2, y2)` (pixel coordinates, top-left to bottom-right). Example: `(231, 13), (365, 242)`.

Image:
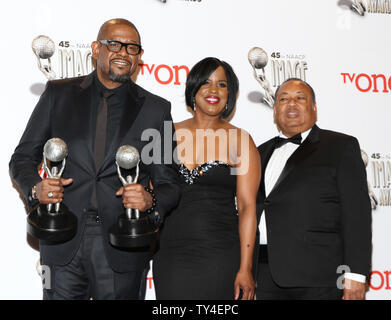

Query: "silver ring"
(47, 192), (54, 198)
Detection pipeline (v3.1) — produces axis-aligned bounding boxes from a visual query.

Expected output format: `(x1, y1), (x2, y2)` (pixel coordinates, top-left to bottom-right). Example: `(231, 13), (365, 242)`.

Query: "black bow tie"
(274, 133), (302, 148)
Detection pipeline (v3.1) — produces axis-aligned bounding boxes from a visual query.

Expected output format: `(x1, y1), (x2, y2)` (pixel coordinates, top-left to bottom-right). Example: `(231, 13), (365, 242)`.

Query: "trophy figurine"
(31, 35), (56, 80)
(27, 138), (77, 242)
(109, 145), (159, 248)
(248, 47), (275, 108)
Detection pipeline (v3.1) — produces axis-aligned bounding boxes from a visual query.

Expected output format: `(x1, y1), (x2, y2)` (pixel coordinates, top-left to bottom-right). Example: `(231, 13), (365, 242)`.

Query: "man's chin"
(109, 70), (131, 83)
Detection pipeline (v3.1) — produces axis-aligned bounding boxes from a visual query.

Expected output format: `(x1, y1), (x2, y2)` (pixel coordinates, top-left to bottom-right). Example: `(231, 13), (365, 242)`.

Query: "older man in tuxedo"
(256, 78), (371, 300)
(10, 18), (180, 299)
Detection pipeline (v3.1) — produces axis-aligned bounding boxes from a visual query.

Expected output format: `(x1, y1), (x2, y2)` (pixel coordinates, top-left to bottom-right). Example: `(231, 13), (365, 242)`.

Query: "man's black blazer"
(10, 71), (181, 272)
(256, 125), (372, 287)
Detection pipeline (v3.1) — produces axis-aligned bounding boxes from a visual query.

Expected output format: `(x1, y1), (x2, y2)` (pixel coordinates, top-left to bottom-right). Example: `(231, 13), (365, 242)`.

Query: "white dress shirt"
(258, 129), (366, 283)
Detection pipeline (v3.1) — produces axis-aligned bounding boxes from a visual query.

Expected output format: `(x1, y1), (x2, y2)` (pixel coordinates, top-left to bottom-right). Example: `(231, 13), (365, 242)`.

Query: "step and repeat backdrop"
(0, 0), (390, 299)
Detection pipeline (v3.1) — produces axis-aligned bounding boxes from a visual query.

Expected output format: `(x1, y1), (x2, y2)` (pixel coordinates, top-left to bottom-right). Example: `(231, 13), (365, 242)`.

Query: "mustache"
(285, 106), (299, 112)
(110, 58), (131, 65)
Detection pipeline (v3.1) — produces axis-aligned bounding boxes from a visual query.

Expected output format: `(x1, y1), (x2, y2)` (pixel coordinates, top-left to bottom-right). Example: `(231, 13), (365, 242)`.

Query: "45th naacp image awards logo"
(248, 47), (309, 108)
(338, 0), (391, 15)
(31, 35), (189, 85)
(362, 149), (391, 208)
(32, 35), (94, 80)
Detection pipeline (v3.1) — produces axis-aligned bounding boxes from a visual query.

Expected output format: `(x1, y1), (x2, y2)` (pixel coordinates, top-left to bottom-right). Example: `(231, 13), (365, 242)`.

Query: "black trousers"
(42, 213), (148, 300)
(256, 245), (343, 300)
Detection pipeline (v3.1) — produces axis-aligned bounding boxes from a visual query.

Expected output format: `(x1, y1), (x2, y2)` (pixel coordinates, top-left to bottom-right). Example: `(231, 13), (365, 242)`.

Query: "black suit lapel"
(268, 125), (320, 197)
(79, 72), (96, 157)
(62, 73), (95, 175)
(99, 82), (145, 173)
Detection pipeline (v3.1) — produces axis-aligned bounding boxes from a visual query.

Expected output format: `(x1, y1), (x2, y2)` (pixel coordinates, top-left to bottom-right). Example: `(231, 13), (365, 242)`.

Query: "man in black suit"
(256, 78), (371, 300)
(9, 18), (180, 299)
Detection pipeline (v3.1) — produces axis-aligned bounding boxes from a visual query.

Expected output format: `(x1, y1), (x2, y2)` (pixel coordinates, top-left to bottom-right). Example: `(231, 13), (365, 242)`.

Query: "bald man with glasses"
(10, 18), (180, 300)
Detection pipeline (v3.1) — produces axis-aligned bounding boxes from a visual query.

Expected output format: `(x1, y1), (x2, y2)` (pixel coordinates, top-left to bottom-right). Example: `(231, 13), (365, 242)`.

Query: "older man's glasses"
(99, 40), (142, 56)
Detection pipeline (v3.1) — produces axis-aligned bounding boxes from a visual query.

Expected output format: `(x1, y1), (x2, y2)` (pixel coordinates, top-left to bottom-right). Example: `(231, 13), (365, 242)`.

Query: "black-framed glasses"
(99, 40), (142, 55)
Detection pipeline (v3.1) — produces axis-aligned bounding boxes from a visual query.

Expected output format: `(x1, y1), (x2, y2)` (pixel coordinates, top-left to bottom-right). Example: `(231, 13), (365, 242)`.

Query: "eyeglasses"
(98, 40), (142, 56)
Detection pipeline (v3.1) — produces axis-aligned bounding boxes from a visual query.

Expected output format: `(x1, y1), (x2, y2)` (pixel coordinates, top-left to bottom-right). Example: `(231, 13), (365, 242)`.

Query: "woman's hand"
(234, 269), (255, 300)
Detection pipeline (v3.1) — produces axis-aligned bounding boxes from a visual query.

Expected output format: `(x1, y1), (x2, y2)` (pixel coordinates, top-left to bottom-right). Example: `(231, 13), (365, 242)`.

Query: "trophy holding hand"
(109, 145), (159, 248)
(27, 138), (77, 243)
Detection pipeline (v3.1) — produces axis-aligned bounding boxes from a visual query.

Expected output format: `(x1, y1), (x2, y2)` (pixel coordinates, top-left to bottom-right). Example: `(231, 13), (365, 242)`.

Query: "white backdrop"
(1, 0), (390, 300)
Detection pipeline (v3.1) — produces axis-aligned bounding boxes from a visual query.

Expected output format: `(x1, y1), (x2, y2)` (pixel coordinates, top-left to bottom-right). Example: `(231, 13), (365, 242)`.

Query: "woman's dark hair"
(185, 57), (239, 119)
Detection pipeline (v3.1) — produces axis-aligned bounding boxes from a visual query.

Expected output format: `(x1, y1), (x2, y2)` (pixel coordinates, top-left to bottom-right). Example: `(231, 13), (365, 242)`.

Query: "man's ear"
(312, 102), (318, 122)
(273, 105), (277, 124)
(137, 48), (144, 63)
(273, 105), (282, 131)
(91, 41), (100, 60)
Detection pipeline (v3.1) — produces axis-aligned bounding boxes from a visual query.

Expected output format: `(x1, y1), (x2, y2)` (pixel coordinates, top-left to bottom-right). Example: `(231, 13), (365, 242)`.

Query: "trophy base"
(27, 204), (78, 243)
(109, 213), (158, 249)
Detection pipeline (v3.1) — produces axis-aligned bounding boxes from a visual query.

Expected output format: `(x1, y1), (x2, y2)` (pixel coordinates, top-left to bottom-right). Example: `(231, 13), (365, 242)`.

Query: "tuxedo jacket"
(10, 71), (181, 272)
(256, 125), (372, 287)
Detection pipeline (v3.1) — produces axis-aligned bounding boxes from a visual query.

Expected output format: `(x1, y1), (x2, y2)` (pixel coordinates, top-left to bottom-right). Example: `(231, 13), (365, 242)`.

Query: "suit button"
(264, 200), (270, 206)
(96, 176), (100, 182)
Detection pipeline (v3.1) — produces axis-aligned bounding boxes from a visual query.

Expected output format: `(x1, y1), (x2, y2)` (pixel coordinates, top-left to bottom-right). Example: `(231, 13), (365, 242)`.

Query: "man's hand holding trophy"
(27, 138), (77, 243)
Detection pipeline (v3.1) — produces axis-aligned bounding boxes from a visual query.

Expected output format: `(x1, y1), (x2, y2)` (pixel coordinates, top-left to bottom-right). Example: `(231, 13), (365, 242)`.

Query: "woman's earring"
(193, 98), (196, 112)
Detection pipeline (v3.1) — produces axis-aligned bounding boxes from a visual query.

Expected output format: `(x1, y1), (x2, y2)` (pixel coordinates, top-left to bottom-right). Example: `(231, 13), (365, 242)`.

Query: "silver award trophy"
(32, 35), (56, 80)
(27, 138), (77, 242)
(109, 145), (158, 248)
(248, 47), (275, 108)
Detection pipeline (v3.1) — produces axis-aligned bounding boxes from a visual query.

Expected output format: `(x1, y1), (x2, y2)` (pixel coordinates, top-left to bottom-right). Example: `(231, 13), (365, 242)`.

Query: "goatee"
(109, 69), (131, 83)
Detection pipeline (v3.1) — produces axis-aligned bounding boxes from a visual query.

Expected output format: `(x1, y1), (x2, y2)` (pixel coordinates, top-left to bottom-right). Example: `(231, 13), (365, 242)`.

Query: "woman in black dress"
(153, 57), (260, 300)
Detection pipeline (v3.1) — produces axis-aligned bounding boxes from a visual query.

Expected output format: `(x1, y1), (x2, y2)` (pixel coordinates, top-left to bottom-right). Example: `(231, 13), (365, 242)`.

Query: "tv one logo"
(138, 63), (189, 85)
(146, 272), (391, 292)
(341, 72), (391, 93)
(369, 270), (391, 290)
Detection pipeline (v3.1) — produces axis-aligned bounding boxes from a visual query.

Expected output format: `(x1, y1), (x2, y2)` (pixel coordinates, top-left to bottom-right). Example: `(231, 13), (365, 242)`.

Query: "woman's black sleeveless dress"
(153, 161), (240, 300)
